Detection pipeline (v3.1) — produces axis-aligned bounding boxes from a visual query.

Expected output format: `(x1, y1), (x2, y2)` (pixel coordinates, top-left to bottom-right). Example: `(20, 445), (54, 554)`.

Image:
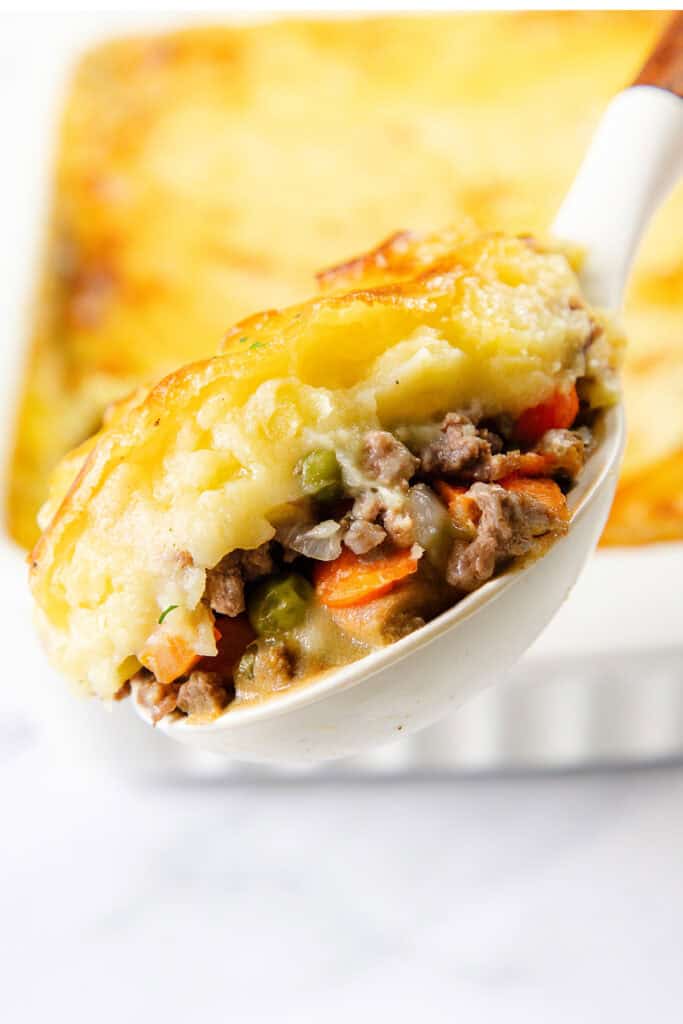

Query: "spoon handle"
(552, 13), (683, 311)
(634, 11), (683, 98)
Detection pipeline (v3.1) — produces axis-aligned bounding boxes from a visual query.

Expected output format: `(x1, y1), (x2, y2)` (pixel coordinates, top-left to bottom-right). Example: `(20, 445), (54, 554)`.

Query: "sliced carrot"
(502, 476), (569, 523)
(314, 547), (419, 609)
(139, 632), (202, 685)
(198, 615), (255, 675)
(513, 385), (579, 445)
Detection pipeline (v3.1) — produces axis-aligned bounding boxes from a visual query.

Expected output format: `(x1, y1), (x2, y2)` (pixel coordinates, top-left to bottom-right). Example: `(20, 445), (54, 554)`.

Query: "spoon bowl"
(141, 406), (624, 762)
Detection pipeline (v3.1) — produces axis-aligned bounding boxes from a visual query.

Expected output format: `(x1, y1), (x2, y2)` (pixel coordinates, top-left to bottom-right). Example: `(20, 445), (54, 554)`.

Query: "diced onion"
(408, 485), (454, 564)
(277, 519), (343, 562)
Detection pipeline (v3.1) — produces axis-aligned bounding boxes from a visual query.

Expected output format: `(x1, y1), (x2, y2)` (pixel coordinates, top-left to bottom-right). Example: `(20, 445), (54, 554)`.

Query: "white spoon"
(138, 16), (683, 762)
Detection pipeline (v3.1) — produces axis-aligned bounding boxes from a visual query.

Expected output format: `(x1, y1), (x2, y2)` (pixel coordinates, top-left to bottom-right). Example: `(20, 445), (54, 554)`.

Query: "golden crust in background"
(7, 11), (681, 548)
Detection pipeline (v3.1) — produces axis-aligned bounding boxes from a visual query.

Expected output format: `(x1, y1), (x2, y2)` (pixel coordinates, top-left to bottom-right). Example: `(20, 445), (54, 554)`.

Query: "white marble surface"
(3, 726), (683, 1023)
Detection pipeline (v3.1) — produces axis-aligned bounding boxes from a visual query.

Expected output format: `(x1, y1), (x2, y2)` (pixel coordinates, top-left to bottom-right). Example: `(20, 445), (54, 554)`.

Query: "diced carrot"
(139, 632), (202, 685)
(513, 385), (579, 445)
(314, 547), (419, 608)
(198, 615), (256, 675)
(434, 480), (480, 533)
(433, 480), (467, 505)
(513, 452), (555, 476)
(502, 476), (570, 522)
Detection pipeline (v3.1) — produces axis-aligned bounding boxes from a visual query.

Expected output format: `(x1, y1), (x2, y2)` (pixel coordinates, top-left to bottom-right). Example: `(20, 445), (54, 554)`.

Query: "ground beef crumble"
(252, 640), (294, 694)
(241, 544), (275, 581)
(362, 430), (419, 488)
(351, 491), (383, 519)
(132, 670), (180, 724)
(204, 553), (245, 616)
(382, 507), (415, 548)
(177, 670), (233, 718)
(420, 412), (497, 476)
(345, 519), (387, 555)
(536, 428), (588, 477)
(204, 543), (274, 617)
(343, 496), (415, 555)
(446, 481), (568, 593)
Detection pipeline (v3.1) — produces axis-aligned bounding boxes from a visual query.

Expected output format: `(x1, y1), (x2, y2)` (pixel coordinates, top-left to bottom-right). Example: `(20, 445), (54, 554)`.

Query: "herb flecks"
(250, 341), (265, 350)
(238, 336), (249, 343)
(158, 604), (179, 625)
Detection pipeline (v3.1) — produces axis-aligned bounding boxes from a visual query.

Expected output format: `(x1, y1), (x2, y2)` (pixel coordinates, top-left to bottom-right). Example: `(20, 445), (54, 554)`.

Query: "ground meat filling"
(382, 508), (416, 548)
(253, 640), (294, 693)
(536, 428), (589, 477)
(420, 412), (497, 476)
(344, 492), (415, 554)
(342, 433), (419, 554)
(345, 518), (387, 555)
(446, 482), (567, 593)
(204, 553), (245, 616)
(132, 668), (233, 723)
(204, 543), (274, 617)
(132, 670), (180, 724)
(361, 430), (419, 487)
(134, 399), (592, 722)
(177, 670), (233, 719)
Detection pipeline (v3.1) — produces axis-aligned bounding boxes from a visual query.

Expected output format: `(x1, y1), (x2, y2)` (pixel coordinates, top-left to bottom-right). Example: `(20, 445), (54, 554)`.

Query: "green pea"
(297, 449), (343, 502)
(247, 574), (313, 636)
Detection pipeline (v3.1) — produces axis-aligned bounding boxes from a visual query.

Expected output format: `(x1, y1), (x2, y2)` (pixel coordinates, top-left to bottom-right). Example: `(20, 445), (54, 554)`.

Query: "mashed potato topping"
(29, 229), (623, 703)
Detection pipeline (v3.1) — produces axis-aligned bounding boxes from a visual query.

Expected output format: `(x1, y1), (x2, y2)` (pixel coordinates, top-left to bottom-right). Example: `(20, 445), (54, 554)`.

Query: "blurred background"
(2, 8), (683, 1020)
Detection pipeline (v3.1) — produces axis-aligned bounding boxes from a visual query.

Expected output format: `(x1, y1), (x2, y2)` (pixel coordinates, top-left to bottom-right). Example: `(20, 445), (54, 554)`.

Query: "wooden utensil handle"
(634, 12), (683, 97)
